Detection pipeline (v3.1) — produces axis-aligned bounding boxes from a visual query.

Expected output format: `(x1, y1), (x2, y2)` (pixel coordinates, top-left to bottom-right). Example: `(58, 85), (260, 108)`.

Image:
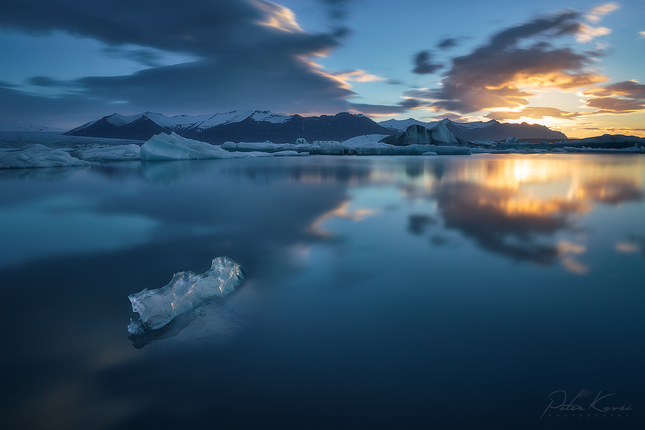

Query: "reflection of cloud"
(615, 235), (645, 258)
(310, 201), (378, 236)
(408, 214), (437, 235)
(578, 178), (644, 205)
(561, 257), (589, 274)
(435, 182), (588, 265)
(557, 240), (589, 274)
(615, 242), (637, 253)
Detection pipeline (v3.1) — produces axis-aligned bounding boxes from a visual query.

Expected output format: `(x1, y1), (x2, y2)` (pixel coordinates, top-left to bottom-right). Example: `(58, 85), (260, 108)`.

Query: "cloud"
(576, 23), (611, 43)
(101, 47), (169, 68)
(319, 0), (355, 21)
(333, 70), (385, 82)
(583, 80), (645, 113)
(26, 76), (72, 87)
(0, 80), (18, 88)
(585, 2), (620, 23)
(575, 2), (618, 43)
(348, 98), (426, 115)
(486, 106), (580, 121)
(412, 51), (443, 75)
(0, 0), (362, 118)
(412, 11), (608, 114)
(437, 38), (458, 50)
(641, 31), (645, 38)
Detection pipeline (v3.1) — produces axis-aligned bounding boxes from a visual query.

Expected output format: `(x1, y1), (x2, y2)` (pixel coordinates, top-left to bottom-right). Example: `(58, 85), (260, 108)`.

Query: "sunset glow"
(0, 0), (643, 137)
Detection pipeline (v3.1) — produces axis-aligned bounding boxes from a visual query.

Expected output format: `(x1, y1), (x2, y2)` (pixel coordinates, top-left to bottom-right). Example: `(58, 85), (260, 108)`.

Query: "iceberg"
(80, 144), (142, 161)
(273, 150), (309, 156)
(221, 141), (309, 153)
(0, 144), (90, 169)
(141, 132), (247, 161)
(127, 256), (245, 334)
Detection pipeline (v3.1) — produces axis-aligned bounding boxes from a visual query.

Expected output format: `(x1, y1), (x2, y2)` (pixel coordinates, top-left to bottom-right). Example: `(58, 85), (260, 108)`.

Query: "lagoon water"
(1, 154), (644, 430)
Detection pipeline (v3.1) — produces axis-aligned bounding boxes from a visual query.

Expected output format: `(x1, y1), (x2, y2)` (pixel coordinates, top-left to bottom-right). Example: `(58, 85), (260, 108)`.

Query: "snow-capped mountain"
(66, 110), (394, 144)
(66, 110), (568, 143)
(379, 118), (567, 141)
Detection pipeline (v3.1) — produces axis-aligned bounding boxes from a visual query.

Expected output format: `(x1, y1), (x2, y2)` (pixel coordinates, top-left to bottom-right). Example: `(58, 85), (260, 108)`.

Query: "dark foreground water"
(1, 154), (644, 430)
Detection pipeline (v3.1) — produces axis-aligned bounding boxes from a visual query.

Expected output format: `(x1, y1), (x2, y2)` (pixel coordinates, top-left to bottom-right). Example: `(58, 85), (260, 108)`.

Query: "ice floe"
(80, 144), (142, 161)
(128, 256), (245, 335)
(0, 144), (91, 169)
(141, 132), (246, 161)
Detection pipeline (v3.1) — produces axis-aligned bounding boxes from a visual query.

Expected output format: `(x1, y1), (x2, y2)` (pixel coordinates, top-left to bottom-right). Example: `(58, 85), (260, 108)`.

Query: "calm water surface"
(1, 154), (644, 430)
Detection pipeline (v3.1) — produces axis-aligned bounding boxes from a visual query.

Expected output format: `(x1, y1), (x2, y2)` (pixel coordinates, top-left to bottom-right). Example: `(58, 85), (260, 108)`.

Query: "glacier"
(127, 256), (245, 335)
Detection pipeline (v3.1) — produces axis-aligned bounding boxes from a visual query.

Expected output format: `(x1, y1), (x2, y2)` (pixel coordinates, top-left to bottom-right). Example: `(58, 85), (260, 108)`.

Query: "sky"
(0, 0), (644, 137)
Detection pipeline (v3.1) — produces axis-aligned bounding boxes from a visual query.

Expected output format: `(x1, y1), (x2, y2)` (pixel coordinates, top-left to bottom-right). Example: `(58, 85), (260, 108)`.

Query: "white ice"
(0, 144), (90, 169)
(81, 144), (142, 161)
(128, 256), (245, 335)
(140, 132), (246, 160)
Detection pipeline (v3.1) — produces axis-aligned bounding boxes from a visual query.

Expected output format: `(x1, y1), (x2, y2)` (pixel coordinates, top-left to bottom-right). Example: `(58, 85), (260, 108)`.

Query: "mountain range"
(65, 110), (568, 143)
(380, 118), (567, 141)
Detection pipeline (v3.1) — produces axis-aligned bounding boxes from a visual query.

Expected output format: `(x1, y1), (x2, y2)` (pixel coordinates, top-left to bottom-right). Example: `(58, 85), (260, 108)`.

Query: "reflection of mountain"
(435, 182), (588, 264)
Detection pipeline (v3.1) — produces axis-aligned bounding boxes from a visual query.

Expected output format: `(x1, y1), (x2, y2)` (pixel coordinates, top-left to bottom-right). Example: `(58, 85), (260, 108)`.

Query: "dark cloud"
(102, 47), (167, 68)
(413, 11), (607, 113)
(585, 97), (645, 113)
(0, 86), (107, 128)
(437, 38), (458, 49)
(348, 98), (427, 115)
(0, 0), (359, 120)
(26, 76), (71, 87)
(0, 80), (18, 88)
(319, 0), (354, 21)
(412, 50), (442, 75)
(583, 81), (645, 113)
(597, 81), (645, 99)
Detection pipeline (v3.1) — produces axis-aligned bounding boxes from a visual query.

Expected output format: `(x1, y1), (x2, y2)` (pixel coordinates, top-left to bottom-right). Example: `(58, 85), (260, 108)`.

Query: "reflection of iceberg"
(127, 256), (245, 335)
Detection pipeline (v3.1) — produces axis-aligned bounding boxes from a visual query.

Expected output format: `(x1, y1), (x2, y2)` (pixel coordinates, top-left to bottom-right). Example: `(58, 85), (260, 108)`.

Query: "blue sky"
(0, 0), (643, 137)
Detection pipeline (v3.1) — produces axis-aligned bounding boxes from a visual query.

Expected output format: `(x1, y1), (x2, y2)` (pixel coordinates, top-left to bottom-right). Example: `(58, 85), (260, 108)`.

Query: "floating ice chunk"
(141, 132), (246, 161)
(274, 150), (309, 156)
(428, 122), (465, 145)
(557, 145), (645, 153)
(127, 256), (245, 334)
(81, 144), (141, 161)
(0, 144), (90, 169)
(341, 134), (390, 147)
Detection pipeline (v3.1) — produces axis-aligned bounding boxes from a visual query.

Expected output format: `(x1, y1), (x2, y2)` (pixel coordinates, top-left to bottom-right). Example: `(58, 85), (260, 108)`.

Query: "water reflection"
(391, 155), (645, 272)
(0, 165), (89, 181)
(1, 154), (644, 430)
